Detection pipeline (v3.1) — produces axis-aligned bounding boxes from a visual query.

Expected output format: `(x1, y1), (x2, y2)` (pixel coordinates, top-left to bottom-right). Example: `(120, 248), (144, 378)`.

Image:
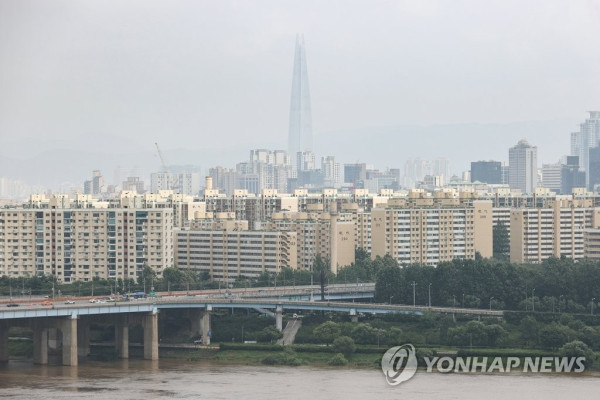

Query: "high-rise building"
(150, 172), (200, 195)
(296, 151), (315, 172)
(432, 158), (451, 183)
(571, 111), (600, 187)
(321, 156), (341, 188)
(561, 156), (585, 194)
(509, 139), (538, 193)
(588, 146), (600, 191)
(288, 35), (312, 169)
(122, 177), (145, 193)
(403, 158), (431, 188)
(542, 162), (562, 193)
(344, 163), (367, 188)
(209, 166), (239, 196)
(471, 161), (502, 184)
(84, 170), (105, 195)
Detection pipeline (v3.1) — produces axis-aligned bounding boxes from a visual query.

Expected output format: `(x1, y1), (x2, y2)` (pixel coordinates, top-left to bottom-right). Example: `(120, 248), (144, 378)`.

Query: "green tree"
(374, 265), (404, 304)
(350, 323), (374, 345)
(485, 324), (508, 347)
(493, 222), (510, 260)
(257, 326), (283, 343)
(559, 340), (595, 367)
(163, 267), (184, 288)
(328, 353), (348, 366)
(519, 316), (539, 345)
(313, 321), (341, 346)
(539, 323), (575, 350)
(577, 326), (600, 350)
(332, 336), (356, 356)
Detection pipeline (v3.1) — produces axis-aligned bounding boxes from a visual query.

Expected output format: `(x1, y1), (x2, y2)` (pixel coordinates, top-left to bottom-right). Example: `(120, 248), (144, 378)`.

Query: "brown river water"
(0, 359), (598, 399)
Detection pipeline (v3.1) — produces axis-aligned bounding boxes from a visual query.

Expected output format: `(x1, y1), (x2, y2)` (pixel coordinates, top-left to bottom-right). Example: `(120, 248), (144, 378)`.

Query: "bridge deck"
(0, 297), (503, 320)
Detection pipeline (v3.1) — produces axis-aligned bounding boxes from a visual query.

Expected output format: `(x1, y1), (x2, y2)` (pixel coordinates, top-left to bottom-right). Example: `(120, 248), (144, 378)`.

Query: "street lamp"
(559, 295), (564, 313)
(390, 295), (394, 305)
(592, 298), (596, 315)
(490, 296), (494, 311)
(428, 283), (432, 307)
(532, 288), (536, 312)
(411, 281), (417, 307)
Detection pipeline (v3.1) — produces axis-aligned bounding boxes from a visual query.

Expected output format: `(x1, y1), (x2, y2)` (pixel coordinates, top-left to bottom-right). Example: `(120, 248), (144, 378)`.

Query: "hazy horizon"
(1, 1), (599, 189)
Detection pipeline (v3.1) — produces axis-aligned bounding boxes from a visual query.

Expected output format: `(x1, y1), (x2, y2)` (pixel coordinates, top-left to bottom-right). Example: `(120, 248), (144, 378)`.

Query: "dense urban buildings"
(5, 181), (600, 284)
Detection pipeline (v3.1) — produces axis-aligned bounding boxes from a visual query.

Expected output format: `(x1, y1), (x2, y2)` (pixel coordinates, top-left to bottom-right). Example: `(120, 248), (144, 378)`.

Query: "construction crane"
(154, 142), (179, 192)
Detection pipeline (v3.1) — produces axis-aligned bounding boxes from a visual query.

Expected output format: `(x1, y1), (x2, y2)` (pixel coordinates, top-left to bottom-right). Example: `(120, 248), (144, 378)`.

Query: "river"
(0, 359), (598, 399)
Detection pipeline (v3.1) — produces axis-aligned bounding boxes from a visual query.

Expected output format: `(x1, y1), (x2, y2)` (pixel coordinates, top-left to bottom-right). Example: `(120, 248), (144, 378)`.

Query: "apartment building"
(175, 229), (297, 282)
(264, 209), (355, 274)
(370, 200), (493, 266)
(0, 207), (174, 282)
(584, 228), (600, 259)
(509, 201), (600, 263)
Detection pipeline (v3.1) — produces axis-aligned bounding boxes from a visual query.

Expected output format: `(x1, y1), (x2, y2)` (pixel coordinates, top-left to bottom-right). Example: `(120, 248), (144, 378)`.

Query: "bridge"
(0, 294), (503, 366)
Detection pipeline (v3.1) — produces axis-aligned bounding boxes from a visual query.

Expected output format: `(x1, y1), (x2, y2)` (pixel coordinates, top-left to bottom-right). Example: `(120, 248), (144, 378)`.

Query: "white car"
(89, 299), (96, 303)
(64, 300), (75, 304)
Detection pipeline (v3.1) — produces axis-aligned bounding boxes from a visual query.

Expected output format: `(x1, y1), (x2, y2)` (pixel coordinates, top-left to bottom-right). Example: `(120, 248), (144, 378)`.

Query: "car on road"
(89, 299), (96, 303)
(64, 300), (75, 304)
(6, 303), (19, 307)
(41, 301), (52, 306)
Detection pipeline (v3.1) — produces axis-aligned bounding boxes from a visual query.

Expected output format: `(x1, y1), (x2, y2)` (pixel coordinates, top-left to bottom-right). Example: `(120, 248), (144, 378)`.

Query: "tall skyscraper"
(288, 35), (313, 170)
(509, 139), (538, 193)
(570, 111), (600, 187)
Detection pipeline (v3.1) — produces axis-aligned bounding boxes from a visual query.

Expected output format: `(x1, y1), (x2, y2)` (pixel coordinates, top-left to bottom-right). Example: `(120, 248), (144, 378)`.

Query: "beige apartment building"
(264, 209), (356, 274)
(0, 207), (174, 282)
(510, 200), (600, 263)
(584, 228), (600, 259)
(370, 200), (493, 266)
(175, 229), (297, 282)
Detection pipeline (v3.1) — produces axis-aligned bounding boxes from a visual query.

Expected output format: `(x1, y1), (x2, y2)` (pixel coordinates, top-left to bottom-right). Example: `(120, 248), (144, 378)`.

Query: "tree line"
(374, 255), (600, 312)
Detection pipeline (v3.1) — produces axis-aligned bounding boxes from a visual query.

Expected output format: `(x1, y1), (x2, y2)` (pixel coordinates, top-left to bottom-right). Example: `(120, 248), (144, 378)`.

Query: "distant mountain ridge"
(0, 119), (580, 190)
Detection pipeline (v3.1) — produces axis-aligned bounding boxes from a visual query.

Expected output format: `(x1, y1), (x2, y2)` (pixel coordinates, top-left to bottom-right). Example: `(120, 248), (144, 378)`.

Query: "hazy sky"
(1, 0), (599, 161)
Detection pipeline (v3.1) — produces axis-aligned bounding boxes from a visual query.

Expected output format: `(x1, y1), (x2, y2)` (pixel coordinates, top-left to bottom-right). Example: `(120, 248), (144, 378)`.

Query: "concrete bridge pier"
(58, 315), (78, 366)
(189, 309), (202, 338)
(349, 308), (358, 323)
(275, 307), (283, 331)
(115, 315), (129, 359)
(0, 321), (8, 363)
(142, 310), (158, 360)
(201, 308), (211, 345)
(77, 320), (90, 358)
(32, 320), (48, 365)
